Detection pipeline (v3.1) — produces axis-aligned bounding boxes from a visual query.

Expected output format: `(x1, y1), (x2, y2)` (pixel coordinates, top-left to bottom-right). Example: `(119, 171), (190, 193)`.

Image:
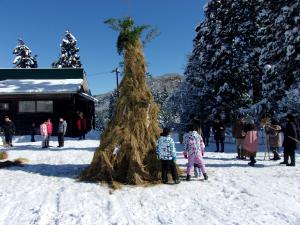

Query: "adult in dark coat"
(232, 115), (246, 159)
(213, 115), (225, 152)
(30, 122), (36, 142)
(201, 118), (211, 147)
(57, 117), (67, 148)
(2, 116), (15, 147)
(281, 114), (298, 166)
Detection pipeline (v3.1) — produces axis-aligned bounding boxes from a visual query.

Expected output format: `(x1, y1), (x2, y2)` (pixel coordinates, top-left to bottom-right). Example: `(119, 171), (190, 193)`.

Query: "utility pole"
(112, 67), (120, 96)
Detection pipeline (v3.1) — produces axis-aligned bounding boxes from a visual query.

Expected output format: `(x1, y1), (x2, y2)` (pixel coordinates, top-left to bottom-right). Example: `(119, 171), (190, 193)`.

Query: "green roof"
(0, 68), (85, 80)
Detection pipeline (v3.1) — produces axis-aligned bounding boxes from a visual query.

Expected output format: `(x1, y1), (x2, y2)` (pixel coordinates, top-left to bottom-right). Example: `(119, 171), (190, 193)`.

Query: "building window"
(0, 103), (9, 111)
(18, 100), (53, 113)
(37, 101), (53, 113)
(19, 101), (36, 113)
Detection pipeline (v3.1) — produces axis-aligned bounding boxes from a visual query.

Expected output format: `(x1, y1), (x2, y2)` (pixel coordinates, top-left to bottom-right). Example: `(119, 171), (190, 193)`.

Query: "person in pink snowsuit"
(184, 124), (208, 181)
(40, 121), (48, 148)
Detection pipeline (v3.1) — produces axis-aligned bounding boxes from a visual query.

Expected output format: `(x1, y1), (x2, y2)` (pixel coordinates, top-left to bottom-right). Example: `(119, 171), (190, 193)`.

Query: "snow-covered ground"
(0, 132), (299, 225)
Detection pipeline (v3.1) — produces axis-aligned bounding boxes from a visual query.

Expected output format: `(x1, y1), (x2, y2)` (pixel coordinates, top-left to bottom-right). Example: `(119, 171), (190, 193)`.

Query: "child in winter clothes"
(184, 124), (208, 181)
(156, 127), (180, 184)
(243, 122), (259, 166)
(40, 121), (48, 148)
(183, 128), (201, 178)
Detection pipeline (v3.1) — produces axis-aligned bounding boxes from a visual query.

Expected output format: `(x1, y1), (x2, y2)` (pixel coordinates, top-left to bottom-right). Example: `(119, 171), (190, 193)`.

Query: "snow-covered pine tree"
(12, 39), (38, 68)
(206, 0), (260, 120)
(258, 0), (300, 117)
(52, 30), (82, 68)
(182, 0), (259, 122)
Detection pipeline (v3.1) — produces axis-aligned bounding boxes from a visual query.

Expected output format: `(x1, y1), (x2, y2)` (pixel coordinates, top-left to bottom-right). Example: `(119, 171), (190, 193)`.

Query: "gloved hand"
(172, 157), (177, 163)
(156, 155), (160, 160)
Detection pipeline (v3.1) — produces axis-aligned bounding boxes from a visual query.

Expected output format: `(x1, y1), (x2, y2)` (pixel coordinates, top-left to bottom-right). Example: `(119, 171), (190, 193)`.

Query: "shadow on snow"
(6, 163), (89, 178)
(6, 145), (97, 152)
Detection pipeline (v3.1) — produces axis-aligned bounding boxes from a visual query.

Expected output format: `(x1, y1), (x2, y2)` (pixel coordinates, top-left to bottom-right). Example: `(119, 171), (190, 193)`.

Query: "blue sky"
(0, 0), (206, 94)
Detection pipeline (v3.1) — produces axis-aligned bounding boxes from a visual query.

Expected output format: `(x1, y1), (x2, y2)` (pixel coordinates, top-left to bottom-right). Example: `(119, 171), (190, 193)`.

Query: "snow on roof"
(79, 92), (99, 102)
(0, 79), (83, 94)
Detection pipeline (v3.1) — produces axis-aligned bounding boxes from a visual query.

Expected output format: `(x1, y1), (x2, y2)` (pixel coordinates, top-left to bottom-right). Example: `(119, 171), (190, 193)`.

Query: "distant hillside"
(94, 73), (183, 131)
(94, 91), (114, 112)
(148, 73), (183, 95)
(94, 73), (183, 106)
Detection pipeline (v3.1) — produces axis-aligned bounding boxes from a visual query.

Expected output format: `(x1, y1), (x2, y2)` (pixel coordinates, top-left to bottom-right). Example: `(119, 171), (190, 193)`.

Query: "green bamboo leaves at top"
(104, 17), (160, 55)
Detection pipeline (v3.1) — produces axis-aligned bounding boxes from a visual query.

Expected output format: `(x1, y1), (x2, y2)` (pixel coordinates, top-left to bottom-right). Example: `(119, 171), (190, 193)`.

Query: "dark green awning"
(0, 68), (85, 80)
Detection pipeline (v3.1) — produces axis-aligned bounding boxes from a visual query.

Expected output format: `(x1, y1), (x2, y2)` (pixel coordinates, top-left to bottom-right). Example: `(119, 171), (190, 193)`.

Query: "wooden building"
(0, 68), (97, 136)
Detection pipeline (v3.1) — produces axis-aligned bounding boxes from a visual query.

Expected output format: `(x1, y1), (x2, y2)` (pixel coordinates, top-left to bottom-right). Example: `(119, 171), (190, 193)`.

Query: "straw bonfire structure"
(80, 17), (161, 186)
(0, 151), (27, 168)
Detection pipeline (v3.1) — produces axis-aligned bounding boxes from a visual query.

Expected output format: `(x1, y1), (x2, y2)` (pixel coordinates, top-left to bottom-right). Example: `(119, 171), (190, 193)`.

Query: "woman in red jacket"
(77, 112), (87, 140)
(46, 118), (53, 147)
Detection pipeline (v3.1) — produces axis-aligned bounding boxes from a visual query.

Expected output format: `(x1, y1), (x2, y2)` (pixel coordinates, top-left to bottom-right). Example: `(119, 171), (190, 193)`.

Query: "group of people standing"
(39, 119), (53, 148)
(232, 113), (299, 167)
(1, 111), (87, 148)
(156, 113), (298, 184)
(37, 117), (67, 148)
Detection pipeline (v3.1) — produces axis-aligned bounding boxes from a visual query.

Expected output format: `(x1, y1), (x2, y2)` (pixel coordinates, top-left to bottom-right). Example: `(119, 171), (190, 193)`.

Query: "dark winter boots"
(186, 173), (208, 181)
(271, 152), (281, 161)
(280, 151), (289, 165)
(248, 156), (256, 167)
(237, 148), (246, 160)
(186, 175), (191, 181)
(271, 147), (281, 160)
(174, 180), (181, 184)
(287, 151), (296, 167)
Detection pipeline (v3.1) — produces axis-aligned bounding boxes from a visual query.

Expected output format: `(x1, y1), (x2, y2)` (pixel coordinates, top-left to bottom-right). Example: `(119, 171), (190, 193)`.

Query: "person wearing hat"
(2, 116), (15, 147)
(281, 114), (298, 166)
(265, 118), (282, 160)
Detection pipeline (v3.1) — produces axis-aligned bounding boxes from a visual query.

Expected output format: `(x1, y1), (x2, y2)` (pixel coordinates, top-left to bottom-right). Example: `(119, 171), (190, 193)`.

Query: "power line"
(88, 71), (112, 76)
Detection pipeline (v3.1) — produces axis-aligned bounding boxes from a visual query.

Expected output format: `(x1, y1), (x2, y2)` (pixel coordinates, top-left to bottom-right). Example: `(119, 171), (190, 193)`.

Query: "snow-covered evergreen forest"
(179, 0), (300, 123)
